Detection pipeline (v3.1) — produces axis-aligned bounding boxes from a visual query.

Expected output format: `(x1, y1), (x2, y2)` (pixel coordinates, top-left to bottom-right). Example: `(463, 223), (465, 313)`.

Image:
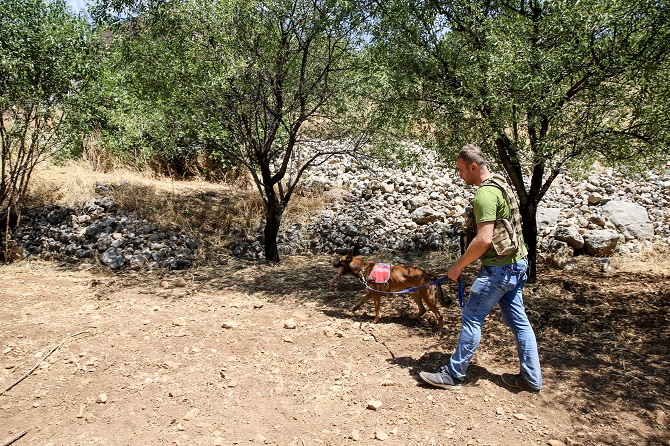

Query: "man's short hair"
(457, 144), (487, 166)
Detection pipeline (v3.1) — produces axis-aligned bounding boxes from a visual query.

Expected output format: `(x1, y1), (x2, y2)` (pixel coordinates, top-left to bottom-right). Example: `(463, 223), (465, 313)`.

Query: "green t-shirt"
(473, 185), (527, 266)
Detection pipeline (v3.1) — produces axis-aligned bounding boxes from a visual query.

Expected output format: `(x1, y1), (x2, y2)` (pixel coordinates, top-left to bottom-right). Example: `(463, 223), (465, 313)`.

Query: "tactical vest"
(461, 174), (525, 258)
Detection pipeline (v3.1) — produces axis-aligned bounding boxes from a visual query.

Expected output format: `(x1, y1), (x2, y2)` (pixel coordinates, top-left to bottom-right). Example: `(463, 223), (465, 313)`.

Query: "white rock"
(375, 430), (388, 440)
(366, 400), (383, 411)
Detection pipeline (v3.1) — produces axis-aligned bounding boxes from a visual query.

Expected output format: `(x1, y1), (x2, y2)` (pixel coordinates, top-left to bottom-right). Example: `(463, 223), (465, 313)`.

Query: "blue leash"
(363, 274), (465, 307)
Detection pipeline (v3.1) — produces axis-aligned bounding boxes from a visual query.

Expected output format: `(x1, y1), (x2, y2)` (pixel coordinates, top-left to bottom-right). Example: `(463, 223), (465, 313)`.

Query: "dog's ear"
(346, 247), (355, 261)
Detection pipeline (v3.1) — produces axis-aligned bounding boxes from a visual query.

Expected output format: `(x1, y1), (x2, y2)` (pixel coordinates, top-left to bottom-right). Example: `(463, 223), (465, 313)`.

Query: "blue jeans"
(445, 258), (542, 390)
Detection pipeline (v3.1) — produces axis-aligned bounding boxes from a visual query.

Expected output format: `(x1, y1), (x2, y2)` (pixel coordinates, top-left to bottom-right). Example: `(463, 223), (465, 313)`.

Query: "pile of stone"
(243, 146), (669, 262)
(12, 145), (670, 270)
(16, 194), (198, 270)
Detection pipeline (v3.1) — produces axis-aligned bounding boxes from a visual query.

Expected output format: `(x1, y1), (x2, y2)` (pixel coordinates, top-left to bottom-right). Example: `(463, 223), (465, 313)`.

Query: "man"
(419, 144), (542, 392)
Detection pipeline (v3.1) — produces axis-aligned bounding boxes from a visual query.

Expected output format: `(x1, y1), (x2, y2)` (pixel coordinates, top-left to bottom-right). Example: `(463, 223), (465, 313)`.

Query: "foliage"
(95, 0), (374, 261)
(0, 0), (95, 210)
(369, 0), (670, 280)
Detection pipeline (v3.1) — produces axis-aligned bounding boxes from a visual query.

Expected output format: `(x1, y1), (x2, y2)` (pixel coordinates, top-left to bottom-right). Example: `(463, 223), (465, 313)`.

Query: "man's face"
(456, 158), (477, 185)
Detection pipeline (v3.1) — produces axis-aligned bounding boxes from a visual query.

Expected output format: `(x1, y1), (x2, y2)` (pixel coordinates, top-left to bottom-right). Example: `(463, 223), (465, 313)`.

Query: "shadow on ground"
(187, 254), (670, 445)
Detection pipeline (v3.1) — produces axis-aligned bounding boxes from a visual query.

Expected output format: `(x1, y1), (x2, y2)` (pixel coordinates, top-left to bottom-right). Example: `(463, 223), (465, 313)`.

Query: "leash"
(362, 273), (465, 307)
(354, 264), (465, 308)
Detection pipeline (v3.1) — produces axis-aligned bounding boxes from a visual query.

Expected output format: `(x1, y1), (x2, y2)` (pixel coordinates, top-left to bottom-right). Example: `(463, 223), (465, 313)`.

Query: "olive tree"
(370, 0), (670, 281)
(0, 0), (95, 252)
(96, 0), (372, 262)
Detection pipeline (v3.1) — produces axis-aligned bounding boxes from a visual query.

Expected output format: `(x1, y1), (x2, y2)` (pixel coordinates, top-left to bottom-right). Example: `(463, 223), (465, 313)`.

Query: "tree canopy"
(0, 0), (95, 211)
(96, 0), (373, 261)
(41, 0), (670, 268)
(369, 0), (670, 280)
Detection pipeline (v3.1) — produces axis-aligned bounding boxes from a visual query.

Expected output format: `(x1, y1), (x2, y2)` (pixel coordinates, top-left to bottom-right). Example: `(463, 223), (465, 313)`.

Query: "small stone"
(183, 408), (200, 420)
(168, 388), (184, 398)
(283, 319), (297, 329)
(656, 410), (668, 428)
(175, 277), (188, 287)
(96, 393), (108, 403)
(547, 441), (566, 446)
(496, 407), (505, 416)
(367, 400), (383, 411)
(375, 430), (388, 440)
(351, 429), (361, 441)
(513, 413), (527, 420)
(379, 379), (397, 387)
(222, 321), (239, 329)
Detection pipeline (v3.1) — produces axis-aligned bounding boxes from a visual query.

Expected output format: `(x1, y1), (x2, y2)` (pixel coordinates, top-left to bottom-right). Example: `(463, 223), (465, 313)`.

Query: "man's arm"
(447, 221), (493, 281)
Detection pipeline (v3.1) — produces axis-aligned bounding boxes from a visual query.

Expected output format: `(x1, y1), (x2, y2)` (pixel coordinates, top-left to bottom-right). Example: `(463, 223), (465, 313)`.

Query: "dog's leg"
(372, 291), (381, 323)
(423, 288), (444, 331)
(352, 292), (372, 312)
(411, 292), (427, 318)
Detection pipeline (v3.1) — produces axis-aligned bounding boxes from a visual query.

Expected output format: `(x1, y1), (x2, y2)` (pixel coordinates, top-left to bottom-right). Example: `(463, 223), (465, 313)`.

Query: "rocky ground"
(12, 150), (670, 268)
(1, 254), (668, 446)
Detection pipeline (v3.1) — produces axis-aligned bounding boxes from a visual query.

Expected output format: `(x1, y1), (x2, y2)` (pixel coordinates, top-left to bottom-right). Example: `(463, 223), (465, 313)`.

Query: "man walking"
(420, 144), (542, 392)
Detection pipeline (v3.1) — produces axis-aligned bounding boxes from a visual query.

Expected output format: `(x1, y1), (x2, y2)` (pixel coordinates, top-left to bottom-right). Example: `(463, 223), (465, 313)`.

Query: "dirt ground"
(1, 254), (669, 446)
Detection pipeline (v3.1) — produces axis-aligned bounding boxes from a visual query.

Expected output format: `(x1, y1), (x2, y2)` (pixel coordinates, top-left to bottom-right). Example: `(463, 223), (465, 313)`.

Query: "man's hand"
(447, 264), (463, 281)
(447, 221), (494, 282)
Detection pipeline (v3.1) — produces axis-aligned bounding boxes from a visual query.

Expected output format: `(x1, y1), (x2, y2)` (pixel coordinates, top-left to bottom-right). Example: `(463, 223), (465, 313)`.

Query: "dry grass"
(610, 241), (670, 275)
(25, 161), (329, 258)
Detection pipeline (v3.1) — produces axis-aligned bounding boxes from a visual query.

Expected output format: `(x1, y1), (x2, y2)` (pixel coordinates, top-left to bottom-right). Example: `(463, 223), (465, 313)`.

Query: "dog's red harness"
(367, 263), (391, 284)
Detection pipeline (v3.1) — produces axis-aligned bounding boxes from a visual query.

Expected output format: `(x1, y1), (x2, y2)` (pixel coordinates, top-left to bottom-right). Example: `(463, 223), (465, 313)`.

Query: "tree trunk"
(520, 201), (539, 284)
(263, 200), (282, 263)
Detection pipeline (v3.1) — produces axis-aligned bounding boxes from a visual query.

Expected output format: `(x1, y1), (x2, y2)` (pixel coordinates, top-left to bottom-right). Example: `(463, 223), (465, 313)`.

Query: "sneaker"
(419, 370), (463, 390)
(501, 373), (540, 393)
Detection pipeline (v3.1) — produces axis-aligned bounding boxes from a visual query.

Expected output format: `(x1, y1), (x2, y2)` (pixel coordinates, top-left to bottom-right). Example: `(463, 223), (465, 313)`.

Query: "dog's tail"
(434, 282), (452, 307)
(424, 270), (452, 307)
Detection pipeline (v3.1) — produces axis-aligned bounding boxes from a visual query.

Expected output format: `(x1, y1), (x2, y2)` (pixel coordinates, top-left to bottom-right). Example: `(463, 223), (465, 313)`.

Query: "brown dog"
(334, 250), (449, 330)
